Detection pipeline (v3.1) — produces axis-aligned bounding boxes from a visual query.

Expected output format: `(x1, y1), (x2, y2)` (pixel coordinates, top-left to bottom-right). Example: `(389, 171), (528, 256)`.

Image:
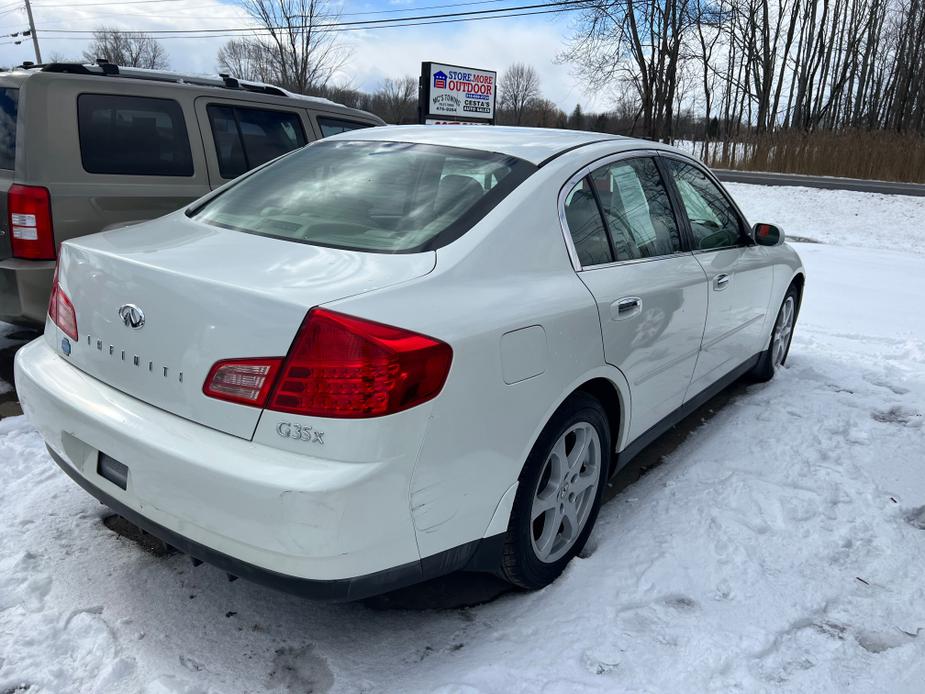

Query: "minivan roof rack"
(19, 62), (336, 105)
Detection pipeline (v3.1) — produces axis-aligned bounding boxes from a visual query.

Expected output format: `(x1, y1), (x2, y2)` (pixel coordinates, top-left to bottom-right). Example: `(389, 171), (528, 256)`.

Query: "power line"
(37, 0), (525, 13)
(33, 0), (195, 7)
(331, 0), (527, 18)
(33, 0), (527, 26)
(38, 5), (587, 40)
(40, 0), (591, 34)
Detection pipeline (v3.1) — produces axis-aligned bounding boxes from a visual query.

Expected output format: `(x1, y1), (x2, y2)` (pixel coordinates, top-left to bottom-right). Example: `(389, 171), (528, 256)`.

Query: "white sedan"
(15, 126), (804, 599)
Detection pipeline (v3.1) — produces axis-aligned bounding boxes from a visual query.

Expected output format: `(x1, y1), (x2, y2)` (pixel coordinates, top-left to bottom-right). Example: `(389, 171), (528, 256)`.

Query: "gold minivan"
(0, 62), (384, 326)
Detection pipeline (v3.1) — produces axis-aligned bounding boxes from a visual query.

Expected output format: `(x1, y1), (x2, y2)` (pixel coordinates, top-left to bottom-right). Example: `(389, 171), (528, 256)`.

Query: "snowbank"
(729, 183), (925, 255)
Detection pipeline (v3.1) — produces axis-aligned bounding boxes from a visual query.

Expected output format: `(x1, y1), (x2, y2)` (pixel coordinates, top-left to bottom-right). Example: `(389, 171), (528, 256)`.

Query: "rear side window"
(191, 140), (535, 253)
(0, 88), (18, 170)
(589, 157), (682, 260)
(563, 179), (613, 266)
(207, 105), (307, 179)
(317, 116), (373, 138)
(77, 94), (193, 176)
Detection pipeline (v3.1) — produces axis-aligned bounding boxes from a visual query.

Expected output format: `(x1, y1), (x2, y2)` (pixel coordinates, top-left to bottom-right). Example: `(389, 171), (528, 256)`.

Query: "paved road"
(714, 169), (925, 196)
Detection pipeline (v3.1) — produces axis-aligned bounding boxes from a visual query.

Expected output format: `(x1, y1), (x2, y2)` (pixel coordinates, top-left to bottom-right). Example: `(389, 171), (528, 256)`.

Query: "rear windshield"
(0, 88), (19, 170)
(191, 140), (536, 252)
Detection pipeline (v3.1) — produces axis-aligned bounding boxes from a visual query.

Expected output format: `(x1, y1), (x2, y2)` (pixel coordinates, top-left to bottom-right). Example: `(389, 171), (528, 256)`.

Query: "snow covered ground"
(729, 182), (925, 255)
(1, 185), (924, 693)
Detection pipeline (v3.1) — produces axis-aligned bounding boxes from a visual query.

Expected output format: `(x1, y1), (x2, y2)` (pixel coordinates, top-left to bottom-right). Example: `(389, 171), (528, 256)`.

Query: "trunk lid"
(55, 212), (436, 438)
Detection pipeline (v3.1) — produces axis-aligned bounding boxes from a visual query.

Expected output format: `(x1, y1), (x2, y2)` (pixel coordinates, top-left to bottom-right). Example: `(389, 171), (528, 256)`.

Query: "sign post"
(419, 61), (497, 125)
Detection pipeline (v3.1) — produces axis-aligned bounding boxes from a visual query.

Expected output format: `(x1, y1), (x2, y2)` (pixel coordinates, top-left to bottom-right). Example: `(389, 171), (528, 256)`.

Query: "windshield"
(191, 140), (536, 253)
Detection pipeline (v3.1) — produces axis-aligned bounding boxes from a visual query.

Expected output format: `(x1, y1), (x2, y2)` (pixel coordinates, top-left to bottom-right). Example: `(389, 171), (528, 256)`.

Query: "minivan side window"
(316, 116), (373, 139)
(77, 94), (193, 176)
(0, 88), (19, 170)
(206, 105), (307, 179)
(664, 159), (744, 250)
(589, 157), (681, 261)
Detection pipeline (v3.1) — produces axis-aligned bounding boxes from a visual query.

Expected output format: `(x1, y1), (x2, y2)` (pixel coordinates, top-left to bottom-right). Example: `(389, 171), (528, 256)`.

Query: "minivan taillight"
(203, 309), (453, 418)
(48, 267), (78, 340)
(9, 184), (55, 260)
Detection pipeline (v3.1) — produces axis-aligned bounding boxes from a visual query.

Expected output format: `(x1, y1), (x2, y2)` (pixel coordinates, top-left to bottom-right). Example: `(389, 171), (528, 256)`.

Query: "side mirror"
(752, 222), (785, 247)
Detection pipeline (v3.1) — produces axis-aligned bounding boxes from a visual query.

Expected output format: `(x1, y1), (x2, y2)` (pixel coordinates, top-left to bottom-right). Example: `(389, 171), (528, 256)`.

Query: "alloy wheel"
(772, 295), (796, 367)
(530, 422), (602, 563)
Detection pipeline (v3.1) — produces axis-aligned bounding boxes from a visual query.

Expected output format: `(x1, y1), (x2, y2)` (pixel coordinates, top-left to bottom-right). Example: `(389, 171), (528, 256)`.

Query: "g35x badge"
(277, 422), (325, 445)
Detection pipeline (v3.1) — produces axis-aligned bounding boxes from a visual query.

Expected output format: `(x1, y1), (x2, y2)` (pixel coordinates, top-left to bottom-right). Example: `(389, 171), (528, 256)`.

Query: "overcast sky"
(0, 0), (605, 112)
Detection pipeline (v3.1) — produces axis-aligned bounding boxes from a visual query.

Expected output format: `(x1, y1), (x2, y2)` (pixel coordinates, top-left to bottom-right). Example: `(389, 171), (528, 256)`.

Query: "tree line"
(563, 0), (925, 140)
(68, 0), (924, 180)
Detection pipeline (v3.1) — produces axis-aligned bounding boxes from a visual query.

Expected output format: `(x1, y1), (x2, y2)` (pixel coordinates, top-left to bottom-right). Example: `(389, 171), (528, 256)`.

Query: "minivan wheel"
(500, 392), (610, 590)
(750, 285), (799, 383)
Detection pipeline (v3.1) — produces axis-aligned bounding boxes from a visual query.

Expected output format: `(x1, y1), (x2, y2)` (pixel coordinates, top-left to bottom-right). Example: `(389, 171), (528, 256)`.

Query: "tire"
(500, 392), (611, 590)
(750, 284), (799, 383)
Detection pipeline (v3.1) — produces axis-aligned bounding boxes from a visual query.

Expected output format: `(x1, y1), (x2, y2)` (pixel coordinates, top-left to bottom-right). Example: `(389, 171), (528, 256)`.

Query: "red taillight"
(9, 184), (55, 260)
(203, 309), (453, 418)
(203, 358), (282, 407)
(47, 265), (58, 321)
(48, 267), (78, 340)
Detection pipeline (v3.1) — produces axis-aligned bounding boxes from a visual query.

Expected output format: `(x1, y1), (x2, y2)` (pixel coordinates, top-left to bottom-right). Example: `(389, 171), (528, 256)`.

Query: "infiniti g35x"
(15, 126), (804, 600)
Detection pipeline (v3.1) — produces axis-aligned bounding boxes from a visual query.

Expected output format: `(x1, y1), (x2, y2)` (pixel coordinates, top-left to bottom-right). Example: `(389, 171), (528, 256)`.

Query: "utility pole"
(23, 0), (42, 64)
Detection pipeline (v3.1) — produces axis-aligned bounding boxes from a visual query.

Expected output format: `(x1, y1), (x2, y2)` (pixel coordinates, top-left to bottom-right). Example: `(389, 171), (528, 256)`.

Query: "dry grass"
(694, 131), (925, 183)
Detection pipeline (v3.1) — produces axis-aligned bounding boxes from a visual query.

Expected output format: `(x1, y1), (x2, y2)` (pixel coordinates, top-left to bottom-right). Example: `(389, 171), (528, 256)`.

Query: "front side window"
(664, 159), (744, 250)
(77, 94), (193, 176)
(207, 105), (307, 179)
(317, 116), (373, 138)
(191, 140), (535, 253)
(589, 157), (681, 260)
(0, 88), (19, 170)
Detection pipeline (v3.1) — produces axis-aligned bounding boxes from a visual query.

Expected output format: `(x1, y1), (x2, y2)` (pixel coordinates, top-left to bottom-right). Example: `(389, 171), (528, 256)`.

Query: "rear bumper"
(14, 338), (497, 599)
(0, 258), (55, 326)
(46, 445), (498, 600)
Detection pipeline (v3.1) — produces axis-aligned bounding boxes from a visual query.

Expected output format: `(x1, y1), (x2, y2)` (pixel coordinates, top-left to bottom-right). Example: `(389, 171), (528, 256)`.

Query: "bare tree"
(524, 97), (565, 127)
(217, 39), (275, 83)
(375, 76), (417, 124)
(240, 0), (346, 94)
(315, 83), (369, 110)
(82, 26), (169, 69)
(562, 0), (697, 141)
(498, 63), (541, 125)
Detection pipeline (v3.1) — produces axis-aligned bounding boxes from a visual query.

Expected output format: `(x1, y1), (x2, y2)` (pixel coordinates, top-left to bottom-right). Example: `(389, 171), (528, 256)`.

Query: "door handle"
(713, 273), (730, 290)
(611, 296), (642, 320)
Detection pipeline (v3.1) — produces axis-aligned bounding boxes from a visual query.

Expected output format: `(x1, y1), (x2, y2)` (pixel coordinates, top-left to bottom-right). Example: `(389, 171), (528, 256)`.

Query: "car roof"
(0, 63), (384, 122)
(324, 125), (663, 165)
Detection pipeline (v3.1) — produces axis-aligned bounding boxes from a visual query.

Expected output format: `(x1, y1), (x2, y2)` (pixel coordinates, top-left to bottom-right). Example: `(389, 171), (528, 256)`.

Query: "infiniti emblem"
(118, 304), (145, 329)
